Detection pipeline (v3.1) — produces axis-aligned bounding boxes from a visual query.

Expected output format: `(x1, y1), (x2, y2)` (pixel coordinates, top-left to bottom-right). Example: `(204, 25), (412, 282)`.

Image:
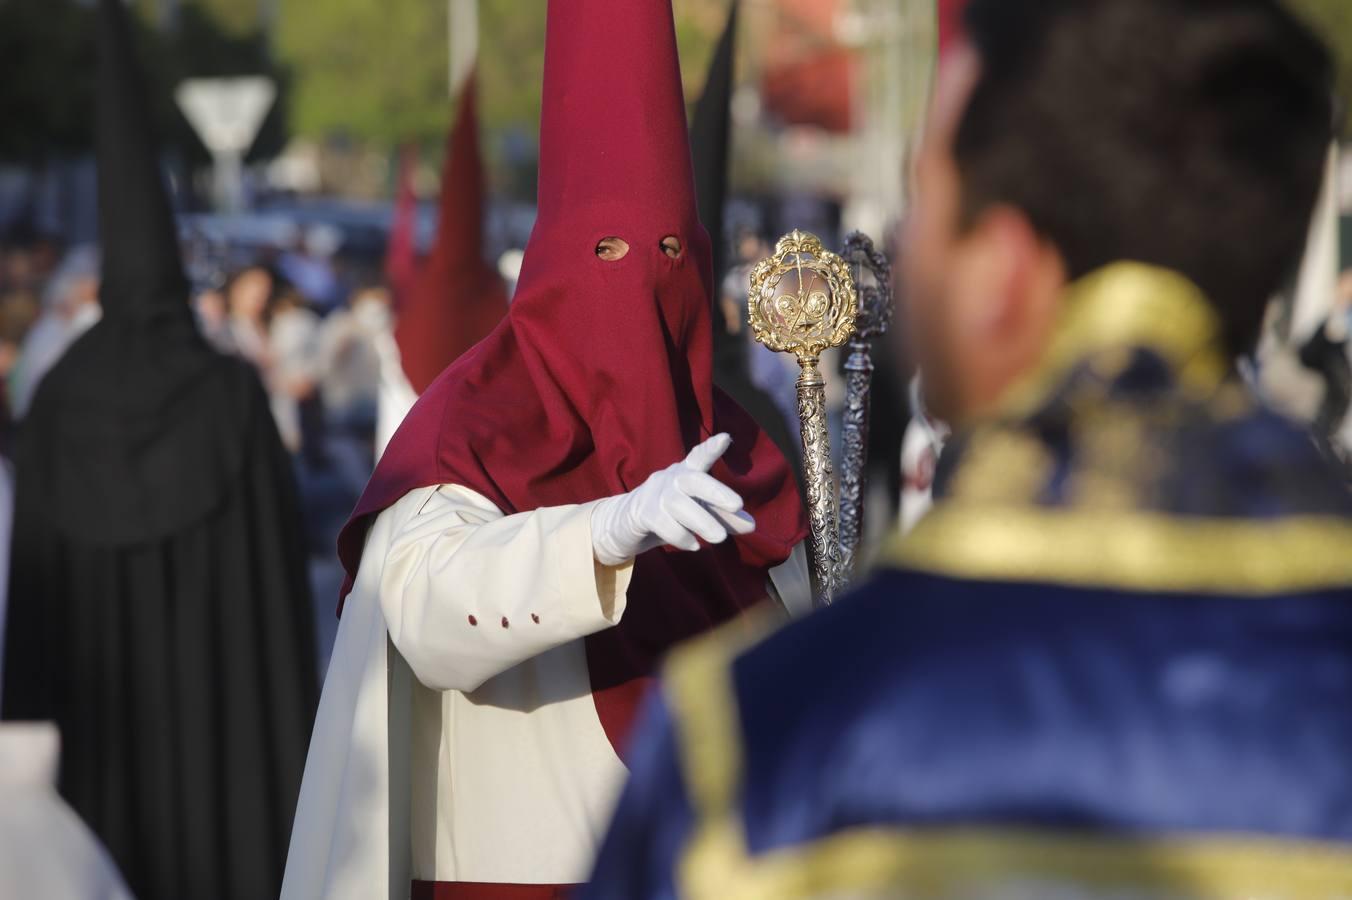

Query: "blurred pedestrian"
(317, 283), (388, 438)
(267, 284), (322, 454)
(899, 374), (947, 534)
(1, 3), (317, 898)
(192, 285), (233, 354)
(0, 289), (38, 455)
(278, 225), (344, 313)
(7, 244), (100, 419)
(223, 266), (321, 453)
(224, 264), (274, 369)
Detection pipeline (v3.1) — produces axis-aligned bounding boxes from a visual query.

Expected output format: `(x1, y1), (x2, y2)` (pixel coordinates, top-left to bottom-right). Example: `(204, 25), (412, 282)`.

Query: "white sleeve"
(378, 485), (633, 693)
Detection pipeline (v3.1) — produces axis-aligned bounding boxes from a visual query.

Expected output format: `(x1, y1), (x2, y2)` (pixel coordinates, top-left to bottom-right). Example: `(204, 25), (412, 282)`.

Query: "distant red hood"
(383, 144), (419, 307)
(939, 0), (969, 54)
(393, 72), (507, 394)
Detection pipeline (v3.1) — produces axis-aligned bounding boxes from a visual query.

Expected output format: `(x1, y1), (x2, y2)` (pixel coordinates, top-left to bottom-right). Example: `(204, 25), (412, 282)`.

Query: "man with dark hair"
(583, 1), (1352, 897)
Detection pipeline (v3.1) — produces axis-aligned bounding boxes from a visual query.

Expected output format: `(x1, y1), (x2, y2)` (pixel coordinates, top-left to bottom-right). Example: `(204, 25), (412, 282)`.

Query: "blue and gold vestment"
(583, 264), (1352, 900)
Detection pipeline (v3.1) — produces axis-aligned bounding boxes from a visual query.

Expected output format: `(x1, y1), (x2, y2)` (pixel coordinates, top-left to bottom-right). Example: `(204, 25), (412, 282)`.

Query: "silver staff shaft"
(796, 355), (844, 605)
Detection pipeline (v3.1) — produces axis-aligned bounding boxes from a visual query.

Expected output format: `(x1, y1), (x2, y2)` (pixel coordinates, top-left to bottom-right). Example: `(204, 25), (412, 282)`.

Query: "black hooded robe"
(1, 1), (317, 897)
(3, 354), (318, 900)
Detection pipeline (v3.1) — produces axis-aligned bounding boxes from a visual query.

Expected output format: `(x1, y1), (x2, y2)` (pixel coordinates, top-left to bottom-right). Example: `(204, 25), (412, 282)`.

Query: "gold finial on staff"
(748, 230), (858, 604)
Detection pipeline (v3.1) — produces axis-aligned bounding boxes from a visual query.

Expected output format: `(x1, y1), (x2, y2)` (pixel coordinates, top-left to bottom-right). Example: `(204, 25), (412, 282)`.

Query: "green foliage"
(191, 0), (271, 35)
(276, 0), (724, 149)
(0, 0), (97, 160)
(1287, 0), (1352, 137)
(275, 0), (450, 146)
(476, 1), (545, 139)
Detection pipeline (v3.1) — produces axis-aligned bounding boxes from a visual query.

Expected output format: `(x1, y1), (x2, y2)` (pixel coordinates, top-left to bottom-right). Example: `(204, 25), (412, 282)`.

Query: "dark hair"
(956, 0), (1336, 355)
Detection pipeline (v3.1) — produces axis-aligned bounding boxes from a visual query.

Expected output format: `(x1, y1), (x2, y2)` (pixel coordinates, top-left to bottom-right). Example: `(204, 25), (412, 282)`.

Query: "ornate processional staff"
(837, 232), (894, 580)
(748, 231), (858, 604)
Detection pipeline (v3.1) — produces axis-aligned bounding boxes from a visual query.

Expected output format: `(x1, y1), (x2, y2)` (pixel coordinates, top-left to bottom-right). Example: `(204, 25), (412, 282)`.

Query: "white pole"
(1291, 142), (1341, 343)
(214, 149), (244, 213)
(448, 0), (479, 97)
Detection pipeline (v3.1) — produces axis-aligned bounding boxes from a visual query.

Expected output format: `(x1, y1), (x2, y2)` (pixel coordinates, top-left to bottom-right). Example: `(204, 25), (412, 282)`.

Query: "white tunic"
(281, 483), (808, 899)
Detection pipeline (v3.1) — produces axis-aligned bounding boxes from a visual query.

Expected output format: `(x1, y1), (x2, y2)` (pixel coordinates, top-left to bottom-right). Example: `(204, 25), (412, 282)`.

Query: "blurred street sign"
(175, 77), (276, 212)
(175, 77), (275, 156)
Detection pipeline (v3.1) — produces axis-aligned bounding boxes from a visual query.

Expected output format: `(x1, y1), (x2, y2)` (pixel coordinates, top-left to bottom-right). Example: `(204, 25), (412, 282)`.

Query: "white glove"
(590, 433), (756, 566)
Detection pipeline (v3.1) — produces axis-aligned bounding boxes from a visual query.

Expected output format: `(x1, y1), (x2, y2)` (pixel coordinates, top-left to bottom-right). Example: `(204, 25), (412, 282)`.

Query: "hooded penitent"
(394, 73), (508, 394)
(2, 2), (317, 897)
(338, 0), (807, 749)
(18, 0), (239, 543)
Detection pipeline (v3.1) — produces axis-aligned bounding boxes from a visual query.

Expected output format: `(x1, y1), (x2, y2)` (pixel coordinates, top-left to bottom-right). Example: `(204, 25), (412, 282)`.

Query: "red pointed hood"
(383, 145), (420, 308)
(530, 0), (702, 243)
(339, 0), (807, 753)
(504, 0), (722, 492)
(939, 0), (968, 54)
(395, 74), (508, 393)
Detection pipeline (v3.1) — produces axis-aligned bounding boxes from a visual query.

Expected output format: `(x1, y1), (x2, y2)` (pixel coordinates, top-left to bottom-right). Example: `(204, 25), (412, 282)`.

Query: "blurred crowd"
(8, 220), (1351, 626)
(1, 215), (895, 667)
(0, 228), (402, 666)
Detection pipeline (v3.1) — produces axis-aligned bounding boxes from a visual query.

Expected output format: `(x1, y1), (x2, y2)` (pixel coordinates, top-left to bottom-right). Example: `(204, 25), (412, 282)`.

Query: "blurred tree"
(0, 0), (286, 164)
(276, 0), (723, 153)
(275, 0), (450, 147)
(192, 0), (269, 34)
(158, 2), (291, 163)
(1288, 0), (1352, 138)
(0, 0), (96, 161)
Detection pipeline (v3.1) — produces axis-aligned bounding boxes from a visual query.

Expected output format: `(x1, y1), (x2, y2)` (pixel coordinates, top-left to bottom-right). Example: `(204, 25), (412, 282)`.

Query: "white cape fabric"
(281, 485), (632, 898)
(281, 481), (810, 898)
(0, 723), (135, 900)
(280, 488), (418, 899)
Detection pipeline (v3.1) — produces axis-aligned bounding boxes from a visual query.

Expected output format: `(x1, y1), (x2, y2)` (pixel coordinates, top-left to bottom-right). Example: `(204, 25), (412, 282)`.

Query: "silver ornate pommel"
(842, 231), (893, 340)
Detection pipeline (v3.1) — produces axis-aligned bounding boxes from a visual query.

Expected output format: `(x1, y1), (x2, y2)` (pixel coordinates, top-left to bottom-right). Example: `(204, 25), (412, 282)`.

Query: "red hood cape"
(337, 0), (807, 753)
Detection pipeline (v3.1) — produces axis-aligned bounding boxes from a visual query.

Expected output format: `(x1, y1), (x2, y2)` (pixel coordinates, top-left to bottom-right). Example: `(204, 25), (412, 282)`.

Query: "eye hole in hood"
(595, 237), (630, 261)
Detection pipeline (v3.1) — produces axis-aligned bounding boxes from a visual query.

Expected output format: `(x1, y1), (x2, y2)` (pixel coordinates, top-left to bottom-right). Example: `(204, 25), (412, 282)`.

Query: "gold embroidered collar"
(882, 263), (1352, 595)
(997, 262), (1230, 420)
